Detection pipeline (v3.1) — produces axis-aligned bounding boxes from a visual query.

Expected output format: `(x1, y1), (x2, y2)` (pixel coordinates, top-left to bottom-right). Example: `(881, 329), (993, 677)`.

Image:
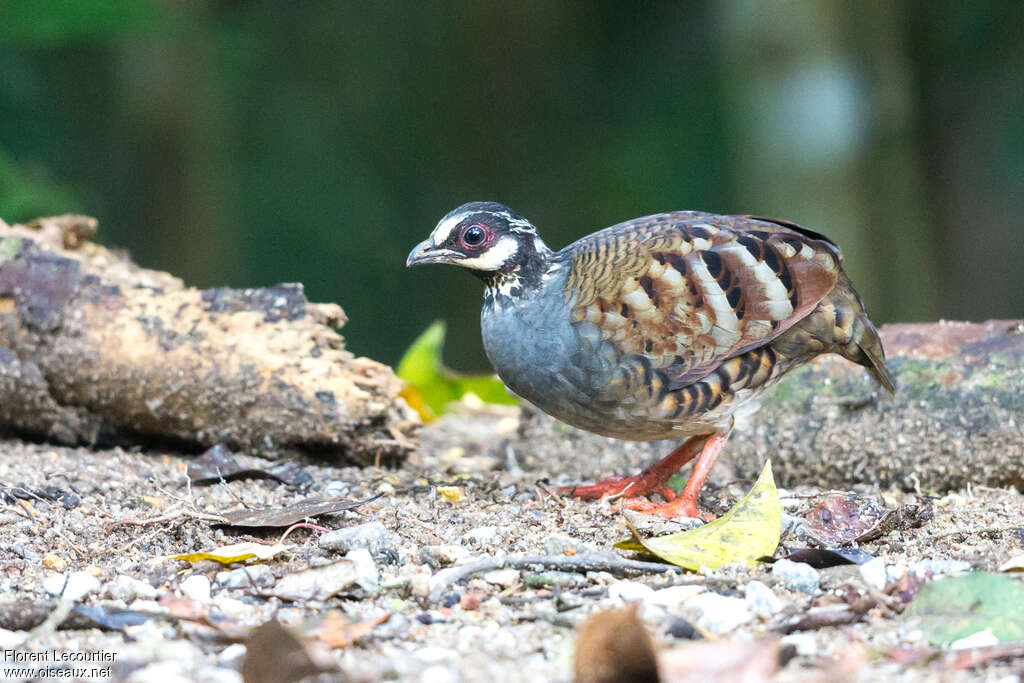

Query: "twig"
(427, 552), (681, 603)
(534, 482), (567, 508)
(104, 506), (228, 534)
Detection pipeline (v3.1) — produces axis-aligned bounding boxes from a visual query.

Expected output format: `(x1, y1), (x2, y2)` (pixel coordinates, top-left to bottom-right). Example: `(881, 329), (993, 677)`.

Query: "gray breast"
(480, 270), (629, 434)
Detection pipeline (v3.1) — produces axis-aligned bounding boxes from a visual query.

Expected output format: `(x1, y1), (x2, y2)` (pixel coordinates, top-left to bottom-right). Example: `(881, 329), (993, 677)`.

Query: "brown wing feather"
(565, 212), (842, 389)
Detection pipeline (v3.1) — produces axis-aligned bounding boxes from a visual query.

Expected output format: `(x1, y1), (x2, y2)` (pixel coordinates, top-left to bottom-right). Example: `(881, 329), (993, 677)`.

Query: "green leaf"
(396, 321), (516, 420)
(615, 460), (781, 571)
(905, 573), (1024, 645)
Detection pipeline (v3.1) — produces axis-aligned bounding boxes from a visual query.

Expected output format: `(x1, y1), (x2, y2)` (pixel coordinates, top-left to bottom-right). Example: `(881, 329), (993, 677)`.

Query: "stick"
(427, 553), (682, 603)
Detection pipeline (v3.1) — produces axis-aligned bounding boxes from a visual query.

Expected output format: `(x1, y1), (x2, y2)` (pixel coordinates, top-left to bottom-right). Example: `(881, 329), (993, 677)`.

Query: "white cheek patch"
(431, 213), (464, 246)
(458, 235), (519, 271)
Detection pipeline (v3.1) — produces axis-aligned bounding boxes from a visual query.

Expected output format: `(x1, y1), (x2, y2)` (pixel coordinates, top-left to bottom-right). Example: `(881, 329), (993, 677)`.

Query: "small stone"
(42, 554), (67, 571)
(647, 585), (705, 608)
(437, 486), (464, 503)
(180, 574), (211, 602)
(912, 559), (971, 576)
(415, 646), (458, 664)
(212, 596), (256, 621)
(464, 526), (499, 546)
(217, 564), (276, 590)
(272, 560), (357, 601)
(460, 593), (482, 610)
(781, 632), (817, 656)
(346, 548), (380, 594)
(887, 563), (908, 583)
(319, 521), (389, 555)
(217, 643), (247, 670)
(44, 571), (100, 601)
(858, 557), (888, 590)
(609, 580), (656, 603)
(685, 592), (753, 633)
(665, 617), (701, 640)
(324, 480), (349, 497)
(0, 628), (25, 649)
(108, 574), (158, 602)
(421, 665), (458, 683)
(424, 544), (472, 565)
(482, 568), (519, 587)
(410, 573), (431, 597)
(772, 559), (820, 594)
(744, 580), (783, 617)
(543, 533), (595, 556)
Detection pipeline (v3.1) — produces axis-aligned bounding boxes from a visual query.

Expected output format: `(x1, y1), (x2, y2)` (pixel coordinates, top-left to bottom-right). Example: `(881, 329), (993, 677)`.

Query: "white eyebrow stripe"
(432, 213), (465, 246)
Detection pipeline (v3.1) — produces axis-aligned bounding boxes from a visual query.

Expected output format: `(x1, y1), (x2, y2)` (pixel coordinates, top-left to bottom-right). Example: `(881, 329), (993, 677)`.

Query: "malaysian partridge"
(407, 202), (895, 518)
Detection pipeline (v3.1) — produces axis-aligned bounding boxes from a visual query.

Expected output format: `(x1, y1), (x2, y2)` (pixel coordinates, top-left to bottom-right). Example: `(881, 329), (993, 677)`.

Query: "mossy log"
(735, 319), (1024, 491)
(0, 215), (418, 465)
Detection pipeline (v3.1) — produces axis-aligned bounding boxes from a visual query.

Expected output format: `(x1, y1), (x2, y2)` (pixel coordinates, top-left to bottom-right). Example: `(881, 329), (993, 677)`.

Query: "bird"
(406, 202), (895, 519)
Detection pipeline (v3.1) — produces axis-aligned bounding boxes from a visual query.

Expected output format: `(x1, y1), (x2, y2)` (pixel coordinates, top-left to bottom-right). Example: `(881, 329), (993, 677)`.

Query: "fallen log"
(738, 319), (1024, 491)
(0, 215), (418, 465)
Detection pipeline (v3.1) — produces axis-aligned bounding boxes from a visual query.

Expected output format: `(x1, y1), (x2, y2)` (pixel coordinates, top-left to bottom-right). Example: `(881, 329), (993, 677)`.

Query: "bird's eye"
(461, 225), (487, 248)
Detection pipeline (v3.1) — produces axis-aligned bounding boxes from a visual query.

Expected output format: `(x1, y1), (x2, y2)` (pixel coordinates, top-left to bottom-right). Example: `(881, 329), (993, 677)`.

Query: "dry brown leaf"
(315, 610), (392, 649)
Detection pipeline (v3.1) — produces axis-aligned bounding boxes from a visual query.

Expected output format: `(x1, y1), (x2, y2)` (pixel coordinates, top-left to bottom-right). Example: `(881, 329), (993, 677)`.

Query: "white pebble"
(108, 574), (158, 602)
(859, 557), (888, 590)
(772, 559), (820, 594)
(44, 571), (100, 601)
(481, 568), (520, 587)
(685, 592), (753, 633)
(745, 580), (783, 617)
(464, 526), (499, 546)
(647, 584), (705, 608)
(781, 632), (818, 656)
(608, 580), (656, 603)
(180, 575), (211, 603)
(346, 548), (380, 594)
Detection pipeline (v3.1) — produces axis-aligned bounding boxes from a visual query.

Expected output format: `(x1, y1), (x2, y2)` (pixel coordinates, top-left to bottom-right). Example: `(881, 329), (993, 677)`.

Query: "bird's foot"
(619, 495), (716, 522)
(554, 437), (708, 503)
(554, 474), (677, 504)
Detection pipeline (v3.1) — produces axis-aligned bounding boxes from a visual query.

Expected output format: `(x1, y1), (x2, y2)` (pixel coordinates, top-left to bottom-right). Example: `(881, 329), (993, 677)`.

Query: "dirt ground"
(1, 398), (1023, 683)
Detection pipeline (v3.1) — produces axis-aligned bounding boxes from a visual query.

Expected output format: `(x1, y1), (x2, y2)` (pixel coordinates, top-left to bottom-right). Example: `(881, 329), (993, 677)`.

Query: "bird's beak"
(406, 239), (460, 267)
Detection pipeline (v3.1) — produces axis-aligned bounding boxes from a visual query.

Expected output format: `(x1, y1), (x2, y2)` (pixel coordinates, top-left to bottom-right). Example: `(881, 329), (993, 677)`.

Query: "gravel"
(1, 404), (1022, 681)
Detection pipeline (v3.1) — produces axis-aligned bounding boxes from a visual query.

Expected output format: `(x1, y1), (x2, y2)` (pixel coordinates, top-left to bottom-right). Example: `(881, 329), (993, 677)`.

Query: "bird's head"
(406, 202), (551, 280)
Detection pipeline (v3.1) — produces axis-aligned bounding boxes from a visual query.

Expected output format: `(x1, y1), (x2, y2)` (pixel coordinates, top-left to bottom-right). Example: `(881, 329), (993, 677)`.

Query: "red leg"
(622, 434), (727, 519)
(555, 436), (708, 502)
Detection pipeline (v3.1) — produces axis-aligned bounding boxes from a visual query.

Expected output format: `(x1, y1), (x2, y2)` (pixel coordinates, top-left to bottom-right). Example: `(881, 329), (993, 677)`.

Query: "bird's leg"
(621, 434), (727, 519)
(554, 436), (708, 503)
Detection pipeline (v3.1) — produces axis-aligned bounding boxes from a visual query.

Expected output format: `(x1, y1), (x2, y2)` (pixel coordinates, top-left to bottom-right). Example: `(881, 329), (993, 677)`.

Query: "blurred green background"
(2, 1), (1022, 369)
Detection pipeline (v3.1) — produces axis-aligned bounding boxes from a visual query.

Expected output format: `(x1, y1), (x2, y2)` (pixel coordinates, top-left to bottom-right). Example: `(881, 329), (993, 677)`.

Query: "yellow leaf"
(616, 460), (781, 571)
(438, 486), (464, 503)
(173, 542), (292, 565)
(141, 495), (165, 509)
